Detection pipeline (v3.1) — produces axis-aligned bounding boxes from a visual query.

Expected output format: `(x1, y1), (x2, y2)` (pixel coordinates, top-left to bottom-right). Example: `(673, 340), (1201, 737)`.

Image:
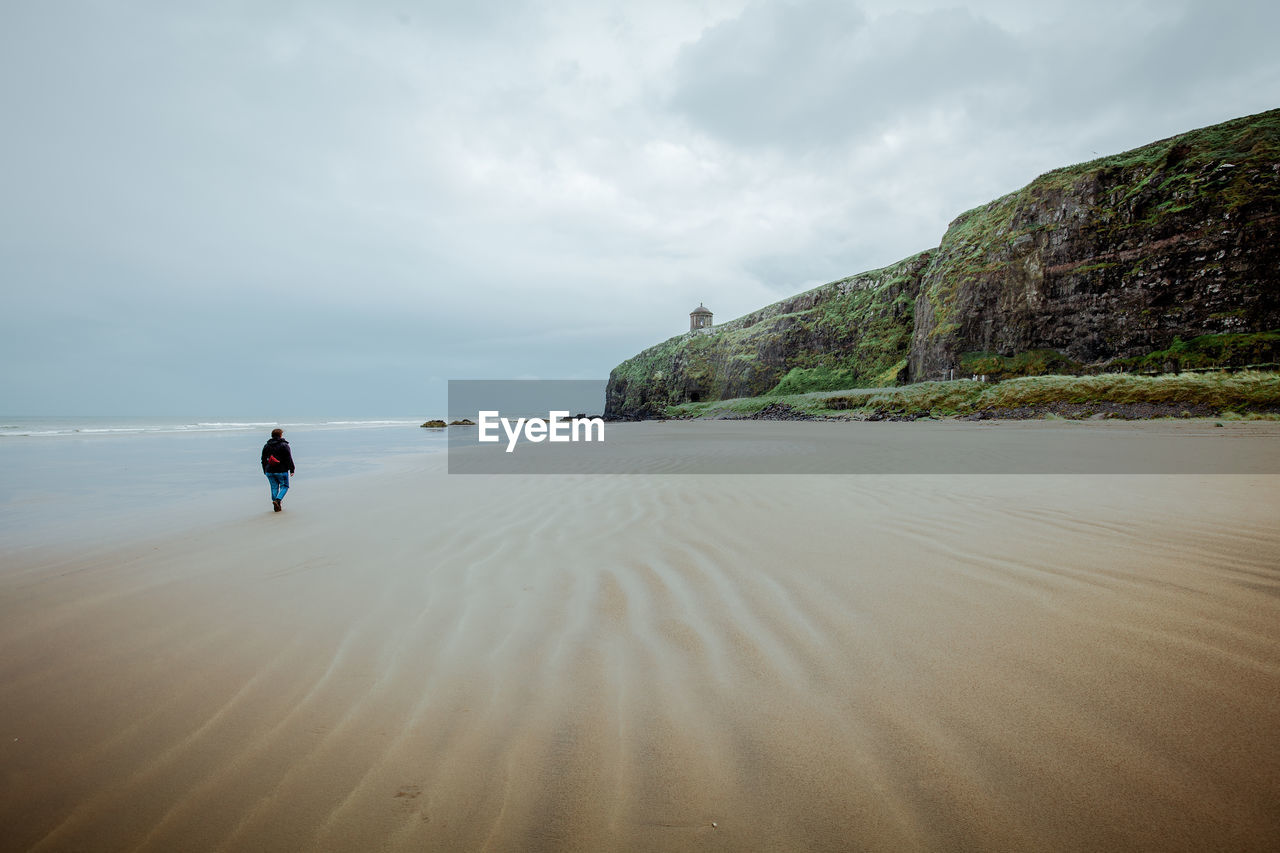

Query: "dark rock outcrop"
(745, 403), (818, 421)
(605, 109), (1280, 419)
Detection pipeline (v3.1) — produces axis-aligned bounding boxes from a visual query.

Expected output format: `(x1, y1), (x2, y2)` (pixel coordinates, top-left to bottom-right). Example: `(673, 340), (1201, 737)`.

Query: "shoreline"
(0, 423), (447, 556)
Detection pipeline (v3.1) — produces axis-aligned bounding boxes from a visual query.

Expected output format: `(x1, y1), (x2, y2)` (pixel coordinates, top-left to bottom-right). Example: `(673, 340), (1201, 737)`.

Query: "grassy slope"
(665, 371), (1280, 420)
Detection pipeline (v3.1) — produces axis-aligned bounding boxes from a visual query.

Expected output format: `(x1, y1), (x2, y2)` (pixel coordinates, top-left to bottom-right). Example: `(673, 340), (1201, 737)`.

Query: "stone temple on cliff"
(690, 303), (713, 333)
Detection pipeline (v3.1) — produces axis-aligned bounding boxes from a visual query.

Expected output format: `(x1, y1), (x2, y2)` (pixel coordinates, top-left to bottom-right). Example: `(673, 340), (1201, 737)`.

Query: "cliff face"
(911, 110), (1280, 380)
(606, 109), (1280, 419)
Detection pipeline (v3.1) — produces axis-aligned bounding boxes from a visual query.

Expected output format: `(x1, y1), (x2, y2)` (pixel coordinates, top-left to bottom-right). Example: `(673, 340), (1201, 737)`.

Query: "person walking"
(261, 428), (296, 512)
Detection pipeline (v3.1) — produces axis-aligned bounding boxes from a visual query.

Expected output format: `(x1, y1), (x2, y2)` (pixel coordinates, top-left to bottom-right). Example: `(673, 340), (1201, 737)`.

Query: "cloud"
(668, 0), (1024, 149)
(1, 1), (1278, 415)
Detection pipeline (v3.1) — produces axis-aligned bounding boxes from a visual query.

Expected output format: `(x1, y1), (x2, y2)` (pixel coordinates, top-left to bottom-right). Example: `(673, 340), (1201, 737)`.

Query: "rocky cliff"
(606, 109), (1280, 419)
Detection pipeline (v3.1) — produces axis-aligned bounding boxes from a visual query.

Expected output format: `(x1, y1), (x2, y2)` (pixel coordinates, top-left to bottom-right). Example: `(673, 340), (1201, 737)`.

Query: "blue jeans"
(266, 472), (290, 501)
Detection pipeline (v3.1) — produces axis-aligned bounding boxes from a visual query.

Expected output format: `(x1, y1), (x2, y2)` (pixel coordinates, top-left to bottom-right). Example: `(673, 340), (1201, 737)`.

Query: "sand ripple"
(2, 450), (1279, 851)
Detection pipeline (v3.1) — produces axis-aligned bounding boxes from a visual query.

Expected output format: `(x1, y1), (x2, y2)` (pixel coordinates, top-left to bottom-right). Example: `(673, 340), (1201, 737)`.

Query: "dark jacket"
(261, 437), (295, 474)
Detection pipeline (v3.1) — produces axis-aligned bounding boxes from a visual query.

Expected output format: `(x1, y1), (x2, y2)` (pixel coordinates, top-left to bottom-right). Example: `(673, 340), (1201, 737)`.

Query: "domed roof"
(690, 303), (712, 315)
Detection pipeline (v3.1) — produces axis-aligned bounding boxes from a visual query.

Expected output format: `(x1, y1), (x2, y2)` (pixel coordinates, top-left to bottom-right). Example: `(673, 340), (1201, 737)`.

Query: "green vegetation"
(958, 349), (1082, 380)
(664, 371), (1280, 420)
(954, 333), (1280, 382)
(1107, 330), (1280, 373)
(769, 350), (908, 395)
(1030, 109), (1280, 211)
(770, 365), (863, 395)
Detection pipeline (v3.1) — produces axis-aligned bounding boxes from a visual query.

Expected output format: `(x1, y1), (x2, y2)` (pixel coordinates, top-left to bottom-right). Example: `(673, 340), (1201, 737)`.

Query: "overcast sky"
(2, 0), (1277, 417)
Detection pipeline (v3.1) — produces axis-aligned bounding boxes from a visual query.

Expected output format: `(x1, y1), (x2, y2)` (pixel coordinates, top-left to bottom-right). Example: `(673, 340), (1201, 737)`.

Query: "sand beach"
(2, 421), (1279, 852)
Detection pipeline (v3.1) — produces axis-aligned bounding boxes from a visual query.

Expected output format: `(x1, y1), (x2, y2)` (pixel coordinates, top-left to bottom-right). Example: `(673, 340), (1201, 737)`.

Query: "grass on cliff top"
(1036, 107), (1280, 190)
(664, 371), (1280, 420)
(930, 108), (1280, 290)
(1109, 330), (1280, 373)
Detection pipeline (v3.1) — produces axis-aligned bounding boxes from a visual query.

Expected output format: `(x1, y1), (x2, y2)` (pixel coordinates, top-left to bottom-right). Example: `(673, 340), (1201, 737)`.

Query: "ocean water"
(0, 416), (426, 438)
(0, 418), (447, 552)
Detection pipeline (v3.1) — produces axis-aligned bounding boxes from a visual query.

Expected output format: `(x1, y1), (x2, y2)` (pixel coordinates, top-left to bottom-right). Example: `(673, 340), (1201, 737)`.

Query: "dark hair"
(271, 428), (283, 438)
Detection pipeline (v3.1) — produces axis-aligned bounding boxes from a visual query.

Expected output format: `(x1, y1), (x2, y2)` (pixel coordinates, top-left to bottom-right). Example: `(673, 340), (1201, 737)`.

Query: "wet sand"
(2, 422), (1279, 851)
